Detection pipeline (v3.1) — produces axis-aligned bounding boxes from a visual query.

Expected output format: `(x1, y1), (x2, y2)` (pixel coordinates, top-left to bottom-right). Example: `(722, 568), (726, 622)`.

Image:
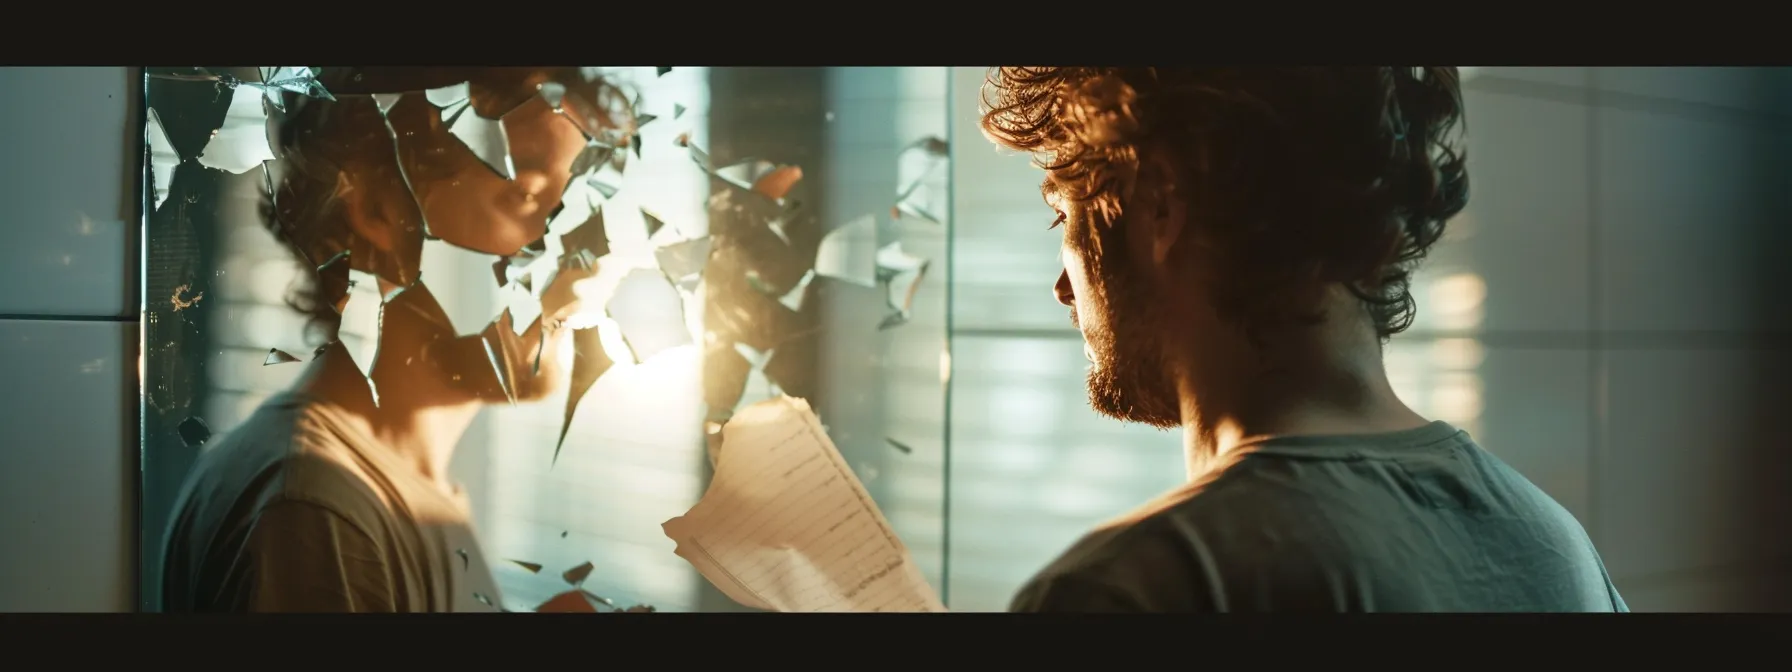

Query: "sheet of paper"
(662, 396), (946, 613)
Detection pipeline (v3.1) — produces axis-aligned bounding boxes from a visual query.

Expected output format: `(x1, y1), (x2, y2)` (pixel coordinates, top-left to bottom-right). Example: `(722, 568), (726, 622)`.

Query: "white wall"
(0, 66), (138, 612)
(945, 66), (1792, 612)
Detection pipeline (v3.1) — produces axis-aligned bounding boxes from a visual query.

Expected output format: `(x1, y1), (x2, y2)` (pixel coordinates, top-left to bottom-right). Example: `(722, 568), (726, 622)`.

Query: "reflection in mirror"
(140, 67), (951, 612)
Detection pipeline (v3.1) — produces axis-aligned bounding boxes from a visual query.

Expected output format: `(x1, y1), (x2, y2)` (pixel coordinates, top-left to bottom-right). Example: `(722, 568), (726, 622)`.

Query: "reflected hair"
(258, 67), (630, 343)
(979, 67), (1469, 339)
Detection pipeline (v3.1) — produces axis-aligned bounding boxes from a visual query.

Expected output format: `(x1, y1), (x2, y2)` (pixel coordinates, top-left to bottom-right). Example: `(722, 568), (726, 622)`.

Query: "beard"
(1079, 248), (1183, 429)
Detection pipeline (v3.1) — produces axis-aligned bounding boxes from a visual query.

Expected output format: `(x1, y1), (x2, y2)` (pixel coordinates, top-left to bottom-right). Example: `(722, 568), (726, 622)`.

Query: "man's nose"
(1054, 269), (1075, 307)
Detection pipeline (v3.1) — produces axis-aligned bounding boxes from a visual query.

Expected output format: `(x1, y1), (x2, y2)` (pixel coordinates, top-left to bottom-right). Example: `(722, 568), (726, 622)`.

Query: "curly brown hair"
(261, 67), (631, 343)
(980, 67), (1469, 339)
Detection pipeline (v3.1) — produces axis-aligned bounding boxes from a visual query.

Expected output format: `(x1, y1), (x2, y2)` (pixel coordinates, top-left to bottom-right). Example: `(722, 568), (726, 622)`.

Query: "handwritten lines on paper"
(662, 396), (945, 612)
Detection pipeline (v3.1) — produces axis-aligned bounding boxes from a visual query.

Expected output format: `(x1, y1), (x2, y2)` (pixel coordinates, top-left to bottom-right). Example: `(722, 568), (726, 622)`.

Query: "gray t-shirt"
(1011, 422), (1628, 612)
(160, 393), (503, 612)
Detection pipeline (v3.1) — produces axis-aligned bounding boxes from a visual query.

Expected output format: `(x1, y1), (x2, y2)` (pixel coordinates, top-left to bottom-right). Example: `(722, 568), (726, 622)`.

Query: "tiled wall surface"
(2, 66), (1788, 612)
(944, 66), (1792, 612)
(0, 66), (138, 611)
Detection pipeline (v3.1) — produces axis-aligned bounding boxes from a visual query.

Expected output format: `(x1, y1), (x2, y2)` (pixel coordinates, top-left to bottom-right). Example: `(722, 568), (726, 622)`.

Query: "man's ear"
(1137, 152), (1185, 269)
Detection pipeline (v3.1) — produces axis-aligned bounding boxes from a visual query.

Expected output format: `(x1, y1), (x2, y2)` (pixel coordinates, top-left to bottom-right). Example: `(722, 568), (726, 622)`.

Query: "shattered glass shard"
(712, 158), (785, 194)
(568, 140), (616, 179)
(336, 270), (390, 401)
(491, 258), (510, 287)
(555, 326), (614, 464)
(418, 240), (497, 336)
(263, 348), (301, 366)
(538, 264), (596, 332)
(500, 283), (543, 337)
(510, 560), (544, 573)
(653, 236), (712, 284)
(143, 110), (177, 211)
(559, 206), (612, 261)
(316, 250), (352, 314)
(875, 243), (930, 329)
(372, 93), (404, 114)
(606, 269), (691, 363)
(349, 214), (425, 290)
(893, 135), (950, 223)
(751, 165), (803, 201)
(424, 81), (470, 108)
(536, 590), (599, 613)
(535, 81), (566, 109)
(894, 200), (943, 224)
(562, 561), (595, 586)
(813, 214), (878, 287)
(587, 175), (621, 199)
(145, 75), (236, 164)
(640, 208), (668, 238)
(444, 102), (514, 180)
(467, 310), (529, 404)
(196, 84), (275, 175)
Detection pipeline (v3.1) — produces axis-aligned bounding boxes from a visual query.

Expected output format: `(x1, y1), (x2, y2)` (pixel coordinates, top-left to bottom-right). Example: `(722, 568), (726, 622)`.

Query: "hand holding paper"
(662, 396), (946, 612)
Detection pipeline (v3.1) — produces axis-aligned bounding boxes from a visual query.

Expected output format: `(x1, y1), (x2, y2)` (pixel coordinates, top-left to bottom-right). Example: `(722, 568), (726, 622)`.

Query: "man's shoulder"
(175, 399), (391, 534)
(1011, 457), (1294, 611)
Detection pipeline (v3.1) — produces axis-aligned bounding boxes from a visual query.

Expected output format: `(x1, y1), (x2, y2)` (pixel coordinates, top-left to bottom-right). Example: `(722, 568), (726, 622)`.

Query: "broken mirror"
(139, 67), (952, 613)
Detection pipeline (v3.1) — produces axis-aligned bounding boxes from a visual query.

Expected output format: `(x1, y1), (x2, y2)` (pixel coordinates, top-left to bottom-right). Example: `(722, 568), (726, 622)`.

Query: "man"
(160, 67), (629, 612)
(981, 67), (1627, 612)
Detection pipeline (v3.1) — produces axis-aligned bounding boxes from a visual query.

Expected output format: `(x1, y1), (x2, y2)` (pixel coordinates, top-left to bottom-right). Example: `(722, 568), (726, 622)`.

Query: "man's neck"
(1174, 333), (1427, 480)
(298, 347), (481, 490)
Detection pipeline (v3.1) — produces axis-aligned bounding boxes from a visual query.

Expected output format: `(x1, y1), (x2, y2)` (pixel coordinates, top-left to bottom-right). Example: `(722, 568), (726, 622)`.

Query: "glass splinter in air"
(554, 326), (613, 465)
(685, 143), (803, 222)
(875, 243), (930, 330)
(885, 437), (914, 454)
(229, 66), (333, 112)
(143, 110), (177, 211)
(812, 214), (878, 288)
(654, 236), (712, 288)
(640, 208), (668, 238)
(263, 348), (301, 366)
(892, 136), (949, 224)
(196, 84), (275, 175)
(562, 561), (595, 586)
(509, 560), (544, 574)
(336, 269), (392, 404)
(536, 590), (601, 613)
(606, 269), (690, 363)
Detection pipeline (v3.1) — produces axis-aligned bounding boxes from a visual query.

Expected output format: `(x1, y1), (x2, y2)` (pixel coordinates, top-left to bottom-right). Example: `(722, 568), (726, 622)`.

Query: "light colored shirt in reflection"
(160, 392), (502, 612)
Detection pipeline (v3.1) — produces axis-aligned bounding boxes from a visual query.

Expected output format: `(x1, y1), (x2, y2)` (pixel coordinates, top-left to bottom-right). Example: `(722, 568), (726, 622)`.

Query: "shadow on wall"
(1736, 72), (1792, 611)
